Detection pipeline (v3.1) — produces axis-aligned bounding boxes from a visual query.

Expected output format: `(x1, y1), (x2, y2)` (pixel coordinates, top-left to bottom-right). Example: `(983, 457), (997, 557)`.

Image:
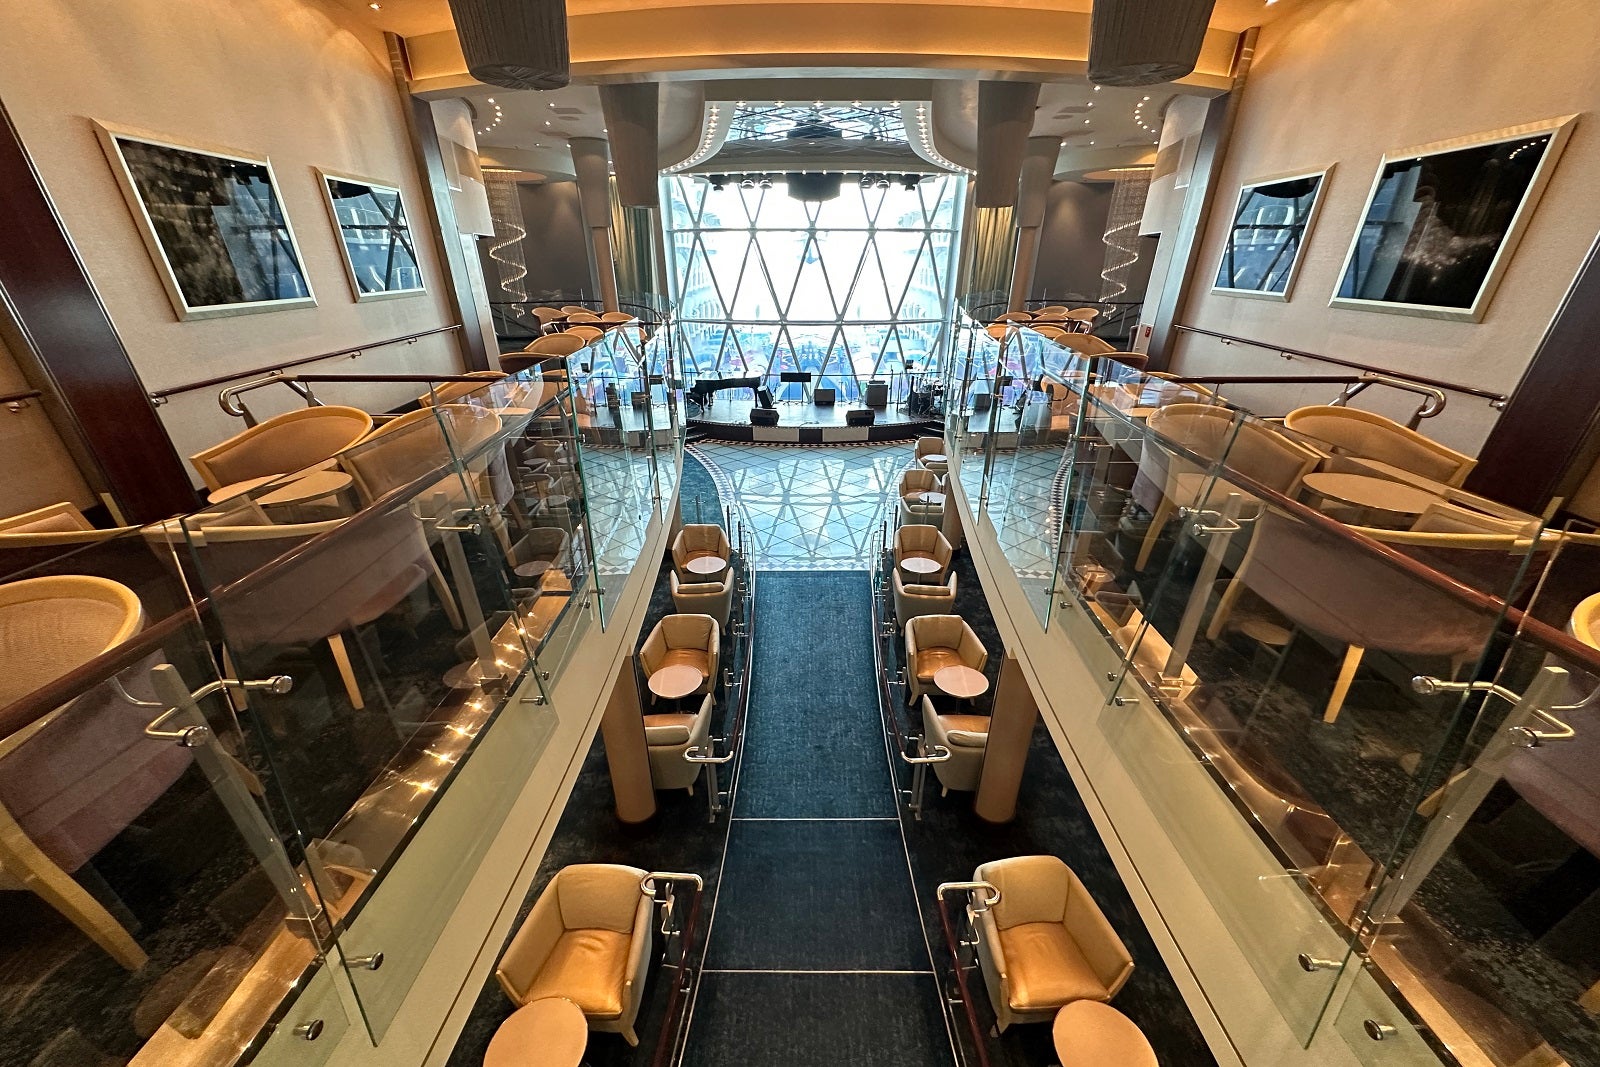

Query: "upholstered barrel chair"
(670, 571), (736, 631)
(671, 524), (731, 582)
(974, 855), (1134, 1031)
(1284, 405), (1476, 487)
(913, 437), (948, 475)
(894, 525), (953, 580)
(189, 405), (373, 492)
(645, 694), (714, 793)
(904, 615), (987, 704)
(494, 864), (654, 1045)
(921, 695), (986, 793)
(639, 614), (720, 699)
(893, 569), (957, 624)
(898, 467), (943, 502)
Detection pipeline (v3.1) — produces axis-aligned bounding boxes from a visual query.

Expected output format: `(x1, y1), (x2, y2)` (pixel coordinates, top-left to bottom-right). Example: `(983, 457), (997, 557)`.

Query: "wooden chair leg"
(1324, 645), (1365, 724)
(1134, 497), (1176, 572)
(0, 815), (147, 970)
(427, 556), (466, 631)
(327, 633), (364, 710)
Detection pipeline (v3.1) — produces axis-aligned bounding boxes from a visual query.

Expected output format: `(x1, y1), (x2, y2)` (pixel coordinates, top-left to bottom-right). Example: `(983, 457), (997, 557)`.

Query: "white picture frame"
(317, 169), (427, 302)
(1211, 166), (1332, 302)
(95, 121), (316, 321)
(1330, 115), (1577, 323)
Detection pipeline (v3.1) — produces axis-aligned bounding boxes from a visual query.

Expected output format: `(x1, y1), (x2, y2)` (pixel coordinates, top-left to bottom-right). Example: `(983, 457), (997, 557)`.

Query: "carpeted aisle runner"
(683, 571), (955, 1067)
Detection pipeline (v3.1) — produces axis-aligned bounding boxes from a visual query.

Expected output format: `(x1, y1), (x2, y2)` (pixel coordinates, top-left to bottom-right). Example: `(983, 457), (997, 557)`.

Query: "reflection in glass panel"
(1337, 132), (1557, 311)
(1212, 171), (1326, 296)
(323, 176), (424, 297)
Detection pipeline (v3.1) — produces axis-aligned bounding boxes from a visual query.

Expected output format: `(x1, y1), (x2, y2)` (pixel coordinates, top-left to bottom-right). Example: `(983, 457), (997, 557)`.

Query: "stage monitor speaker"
(864, 380), (889, 408)
(814, 387), (837, 405)
(779, 372), (812, 384)
(972, 393), (993, 413)
(847, 409), (876, 427)
(751, 407), (780, 426)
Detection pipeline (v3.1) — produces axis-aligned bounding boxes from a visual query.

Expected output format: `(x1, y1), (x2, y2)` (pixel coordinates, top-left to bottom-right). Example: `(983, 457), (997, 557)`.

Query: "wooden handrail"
(148, 325), (463, 401)
(1172, 324), (1507, 404)
(0, 388), (43, 405)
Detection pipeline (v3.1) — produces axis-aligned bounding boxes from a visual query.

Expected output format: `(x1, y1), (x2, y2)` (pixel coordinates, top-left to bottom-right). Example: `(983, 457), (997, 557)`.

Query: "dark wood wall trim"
(0, 101), (196, 523)
(1467, 234), (1600, 511)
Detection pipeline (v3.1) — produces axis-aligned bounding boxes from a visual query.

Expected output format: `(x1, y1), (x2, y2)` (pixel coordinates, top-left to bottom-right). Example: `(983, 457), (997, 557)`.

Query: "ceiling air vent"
(1088, 0), (1217, 87)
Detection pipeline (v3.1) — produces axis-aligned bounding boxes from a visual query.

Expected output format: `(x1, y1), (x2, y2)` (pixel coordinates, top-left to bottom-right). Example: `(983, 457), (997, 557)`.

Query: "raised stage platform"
(686, 394), (941, 443)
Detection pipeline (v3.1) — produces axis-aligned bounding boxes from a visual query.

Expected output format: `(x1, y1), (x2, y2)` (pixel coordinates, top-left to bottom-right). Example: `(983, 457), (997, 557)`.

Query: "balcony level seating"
(894, 525), (953, 580)
(894, 568), (957, 624)
(1284, 404), (1477, 487)
(913, 436), (948, 475)
(920, 694), (986, 793)
(188, 405), (373, 493)
(644, 693), (714, 793)
(639, 614), (720, 700)
(670, 571), (735, 631)
(417, 370), (507, 407)
(671, 524), (731, 582)
(904, 614), (987, 704)
(974, 854), (1135, 1031)
(494, 863), (654, 1045)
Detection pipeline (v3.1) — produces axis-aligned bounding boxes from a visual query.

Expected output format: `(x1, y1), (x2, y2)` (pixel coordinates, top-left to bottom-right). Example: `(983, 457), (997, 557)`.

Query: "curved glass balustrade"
(947, 317), (1600, 1066)
(0, 359), (680, 1065)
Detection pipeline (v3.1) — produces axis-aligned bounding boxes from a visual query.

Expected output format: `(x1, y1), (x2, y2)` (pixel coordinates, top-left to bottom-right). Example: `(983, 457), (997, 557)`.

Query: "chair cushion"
(658, 649), (710, 676)
(643, 713), (697, 746)
(524, 928), (631, 1018)
(999, 922), (1110, 1010)
(905, 583), (952, 598)
(915, 647), (966, 682)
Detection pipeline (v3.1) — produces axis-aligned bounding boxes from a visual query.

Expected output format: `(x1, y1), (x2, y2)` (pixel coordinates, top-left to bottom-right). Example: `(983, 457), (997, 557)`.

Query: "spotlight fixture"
(899, 173), (922, 191)
(708, 173), (728, 190)
(758, 175), (773, 189)
(739, 176), (757, 190)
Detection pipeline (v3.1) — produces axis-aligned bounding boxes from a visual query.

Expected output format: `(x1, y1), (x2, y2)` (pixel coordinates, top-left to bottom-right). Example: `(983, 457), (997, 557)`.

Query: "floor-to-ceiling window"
(663, 170), (964, 401)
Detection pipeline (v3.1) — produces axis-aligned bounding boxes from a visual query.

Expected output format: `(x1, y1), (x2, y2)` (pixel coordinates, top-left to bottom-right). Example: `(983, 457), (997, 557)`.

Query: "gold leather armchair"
(921, 695), (986, 793)
(640, 614), (720, 698)
(671, 524), (731, 582)
(914, 437), (948, 475)
(189, 405), (372, 492)
(974, 855), (1134, 1031)
(670, 571), (735, 631)
(1284, 404), (1476, 486)
(903, 615), (987, 703)
(494, 864), (654, 1045)
(893, 568), (957, 624)
(894, 525), (953, 580)
(898, 467), (942, 502)
(645, 694), (714, 792)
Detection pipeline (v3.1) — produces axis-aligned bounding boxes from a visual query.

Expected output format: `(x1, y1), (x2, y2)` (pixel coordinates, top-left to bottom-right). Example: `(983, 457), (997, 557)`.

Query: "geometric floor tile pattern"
(690, 441), (914, 570)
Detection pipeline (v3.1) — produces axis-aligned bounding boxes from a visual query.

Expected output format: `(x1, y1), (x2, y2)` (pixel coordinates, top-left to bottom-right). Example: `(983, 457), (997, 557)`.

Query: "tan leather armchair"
(494, 864), (654, 1045)
(897, 495), (944, 528)
(670, 571), (735, 630)
(974, 855), (1134, 1031)
(904, 614), (987, 703)
(645, 694), (714, 792)
(894, 525), (953, 580)
(1284, 405), (1476, 486)
(921, 695), (986, 793)
(913, 437), (948, 475)
(640, 614), (720, 698)
(189, 405), (372, 492)
(898, 467), (942, 501)
(893, 568), (957, 624)
(672, 524), (731, 582)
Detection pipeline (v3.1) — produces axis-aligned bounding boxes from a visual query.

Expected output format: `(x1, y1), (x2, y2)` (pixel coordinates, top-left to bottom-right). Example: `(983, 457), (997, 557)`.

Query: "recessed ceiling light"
(1088, 140), (1095, 145)
(368, 2), (380, 9)
(487, 97), (495, 104)
(1093, 85), (1101, 91)
(1084, 119), (1091, 125)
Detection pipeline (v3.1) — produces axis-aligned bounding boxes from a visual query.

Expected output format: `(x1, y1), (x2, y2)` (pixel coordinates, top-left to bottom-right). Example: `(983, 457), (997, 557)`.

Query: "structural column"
(570, 137), (621, 312)
(601, 658), (657, 823)
(975, 651), (1039, 823)
(1008, 136), (1061, 312)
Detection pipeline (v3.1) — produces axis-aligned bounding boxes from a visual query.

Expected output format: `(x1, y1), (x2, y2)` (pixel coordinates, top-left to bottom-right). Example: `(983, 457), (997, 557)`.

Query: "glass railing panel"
(0, 530), (352, 1067)
(1328, 521), (1599, 1067)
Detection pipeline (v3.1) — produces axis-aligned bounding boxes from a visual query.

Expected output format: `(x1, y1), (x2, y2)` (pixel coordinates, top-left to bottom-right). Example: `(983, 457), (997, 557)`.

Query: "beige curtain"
(609, 179), (659, 305)
(957, 184), (1016, 308)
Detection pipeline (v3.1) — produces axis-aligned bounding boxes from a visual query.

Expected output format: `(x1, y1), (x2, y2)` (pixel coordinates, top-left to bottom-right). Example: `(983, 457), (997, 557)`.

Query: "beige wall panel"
(0, 0), (465, 480)
(0, 335), (96, 515)
(1173, 0), (1600, 454)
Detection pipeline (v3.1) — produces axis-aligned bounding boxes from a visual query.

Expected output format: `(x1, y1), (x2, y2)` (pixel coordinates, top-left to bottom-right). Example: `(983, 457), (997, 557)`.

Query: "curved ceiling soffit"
(927, 81), (978, 172)
(663, 100), (734, 174)
(658, 81), (708, 168)
(903, 101), (970, 174)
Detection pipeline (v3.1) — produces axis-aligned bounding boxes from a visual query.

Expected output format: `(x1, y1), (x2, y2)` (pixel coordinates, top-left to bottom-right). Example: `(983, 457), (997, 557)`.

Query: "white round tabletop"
(1052, 1002), (1156, 1067)
(922, 453), (947, 464)
(648, 663), (704, 700)
(900, 555), (943, 576)
(514, 560), (553, 579)
(934, 664), (989, 699)
(257, 469), (353, 507)
(915, 491), (946, 506)
(685, 555), (727, 576)
(485, 997), (587, 1067)
(1302, 472), (1441, 515)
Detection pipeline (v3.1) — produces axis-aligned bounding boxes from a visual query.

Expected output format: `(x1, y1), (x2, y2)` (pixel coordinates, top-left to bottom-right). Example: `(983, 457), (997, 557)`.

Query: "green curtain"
(609, 179), (659, 306)
(956, 184), (1016, 309)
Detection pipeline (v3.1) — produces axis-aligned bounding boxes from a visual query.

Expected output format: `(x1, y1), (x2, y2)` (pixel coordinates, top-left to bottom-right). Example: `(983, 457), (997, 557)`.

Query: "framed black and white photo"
(1332, 116), (1576, 322)
(318, 170), (426, 301)
(96, 123), (315, 320)
(1212, 168), (1330, 300)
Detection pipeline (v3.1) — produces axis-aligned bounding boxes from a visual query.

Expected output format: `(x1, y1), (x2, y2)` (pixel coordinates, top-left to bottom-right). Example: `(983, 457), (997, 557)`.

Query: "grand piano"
(687, 376), (773, 410)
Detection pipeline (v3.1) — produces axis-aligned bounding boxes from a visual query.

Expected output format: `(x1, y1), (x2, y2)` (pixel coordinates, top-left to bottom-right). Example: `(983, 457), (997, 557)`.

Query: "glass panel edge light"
(1211, 166), (1331, 302)
(1329, 114), (1578, 323)
(94, 121), (317, 321)
(318, 169), (427, 302)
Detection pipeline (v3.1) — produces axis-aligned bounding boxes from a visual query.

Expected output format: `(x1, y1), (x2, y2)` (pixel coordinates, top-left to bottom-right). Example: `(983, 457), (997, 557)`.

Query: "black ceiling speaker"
(786, 172), (843, 202)
(1088, 0), (1217, 87)
(446, 0), (569, 91)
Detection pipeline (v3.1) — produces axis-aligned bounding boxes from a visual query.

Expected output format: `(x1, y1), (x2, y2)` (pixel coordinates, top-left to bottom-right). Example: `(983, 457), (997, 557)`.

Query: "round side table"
(485, 997), (587, 1067)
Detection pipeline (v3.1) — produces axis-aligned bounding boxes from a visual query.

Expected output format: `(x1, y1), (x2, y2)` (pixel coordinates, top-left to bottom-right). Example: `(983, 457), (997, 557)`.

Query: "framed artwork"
(1331, 115), (1577, 322)
(95, 122), (315, 320)
(1212, 167), (1330, 300)
(318, 170), (426, 301)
